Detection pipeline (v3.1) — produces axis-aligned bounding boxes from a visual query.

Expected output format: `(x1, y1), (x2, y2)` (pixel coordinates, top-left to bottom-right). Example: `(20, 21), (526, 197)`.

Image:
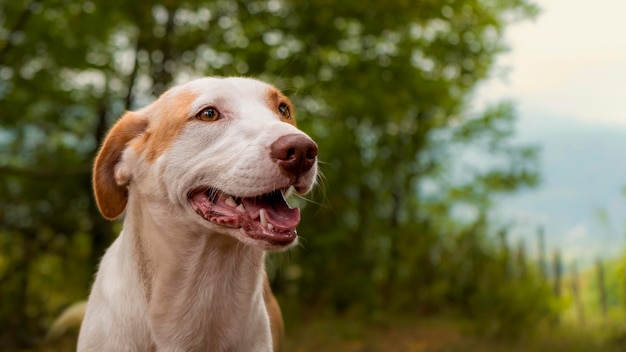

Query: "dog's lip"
(188, 187), (299, 246)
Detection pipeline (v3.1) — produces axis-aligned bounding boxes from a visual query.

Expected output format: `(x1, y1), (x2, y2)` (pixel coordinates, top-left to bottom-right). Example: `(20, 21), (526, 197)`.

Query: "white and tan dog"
(78, 77), (318, 351)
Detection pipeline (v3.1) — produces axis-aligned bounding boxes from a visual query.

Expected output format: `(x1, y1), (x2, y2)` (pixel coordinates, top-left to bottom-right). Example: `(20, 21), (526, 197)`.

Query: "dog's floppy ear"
(93, 111), (148, 220)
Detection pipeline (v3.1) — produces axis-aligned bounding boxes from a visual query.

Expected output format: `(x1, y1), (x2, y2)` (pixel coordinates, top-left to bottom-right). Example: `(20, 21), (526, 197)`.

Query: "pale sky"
(479, 0), (626, 262)
(478, 0), (626, 125)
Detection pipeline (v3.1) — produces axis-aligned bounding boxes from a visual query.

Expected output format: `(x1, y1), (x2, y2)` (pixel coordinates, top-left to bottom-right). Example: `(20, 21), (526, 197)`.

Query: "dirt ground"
(283, 316), (620, 352)
(38, 315), (621, 352)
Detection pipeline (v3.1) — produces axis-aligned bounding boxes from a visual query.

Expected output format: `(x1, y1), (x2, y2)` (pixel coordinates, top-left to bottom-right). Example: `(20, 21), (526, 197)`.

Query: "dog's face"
(93, 77), (318, 250)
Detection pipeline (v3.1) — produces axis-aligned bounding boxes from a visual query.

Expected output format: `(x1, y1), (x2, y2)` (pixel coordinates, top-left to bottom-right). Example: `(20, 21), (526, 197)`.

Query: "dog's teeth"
(225, 196), (237, 207)
(259, 209), (268, 228)
(219, 192), (228, 200)
(267, 223), (274, 230)
(236, 204), (245, 213)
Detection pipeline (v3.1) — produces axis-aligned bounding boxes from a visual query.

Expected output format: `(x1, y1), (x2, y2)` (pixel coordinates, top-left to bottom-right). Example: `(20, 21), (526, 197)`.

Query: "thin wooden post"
(516, 240), (527, 278)
(552, 250), (562, 297)
(622, 262), (626, 314)
(498, 229), (510, 276)
(537, 226), (547, 279)
(596, 260), (608, 320)
(570, 261), (585, 326)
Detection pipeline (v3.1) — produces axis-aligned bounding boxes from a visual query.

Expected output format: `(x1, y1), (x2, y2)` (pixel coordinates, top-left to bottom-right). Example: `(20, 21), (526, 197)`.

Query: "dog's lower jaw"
(79, 198), (275, 352)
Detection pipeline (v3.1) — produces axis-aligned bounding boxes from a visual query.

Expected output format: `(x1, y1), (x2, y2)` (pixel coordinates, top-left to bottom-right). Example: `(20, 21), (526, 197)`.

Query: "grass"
(38, 305), (626, 351)
(283, 314), (623, 352)
(39, 317), (624, 352)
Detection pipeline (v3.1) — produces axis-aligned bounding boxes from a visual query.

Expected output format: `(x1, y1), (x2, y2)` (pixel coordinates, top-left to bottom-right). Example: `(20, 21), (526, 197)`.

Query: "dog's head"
(93, 77), (318, 250)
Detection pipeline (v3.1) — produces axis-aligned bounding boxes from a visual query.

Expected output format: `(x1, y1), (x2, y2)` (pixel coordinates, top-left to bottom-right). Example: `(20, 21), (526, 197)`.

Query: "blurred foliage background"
(3, 0), (616, 350)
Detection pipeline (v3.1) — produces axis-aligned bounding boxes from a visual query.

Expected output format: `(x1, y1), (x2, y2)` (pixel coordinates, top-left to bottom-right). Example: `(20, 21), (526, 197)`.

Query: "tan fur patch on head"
(265, 88), (296, 126)
(93, 89), (197, 219)
(134, 90), (198, 162)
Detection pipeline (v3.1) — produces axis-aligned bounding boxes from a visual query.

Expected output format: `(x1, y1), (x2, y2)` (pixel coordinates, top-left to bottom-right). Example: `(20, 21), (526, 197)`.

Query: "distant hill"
(494, 113), (626, 263)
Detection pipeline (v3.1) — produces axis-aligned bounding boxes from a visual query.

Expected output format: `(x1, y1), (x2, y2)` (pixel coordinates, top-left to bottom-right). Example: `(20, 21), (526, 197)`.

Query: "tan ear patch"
(93, 112), (148, 220)
(266, 88), (296, 126)
(133, 90), (198, 162)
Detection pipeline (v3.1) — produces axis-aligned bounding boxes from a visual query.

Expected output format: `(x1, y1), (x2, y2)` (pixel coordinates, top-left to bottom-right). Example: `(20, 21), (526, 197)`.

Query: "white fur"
(78, 77), (317, 351)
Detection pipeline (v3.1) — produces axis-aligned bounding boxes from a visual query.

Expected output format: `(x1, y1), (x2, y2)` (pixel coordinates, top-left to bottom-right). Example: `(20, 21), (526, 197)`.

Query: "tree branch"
(0, 0), (41, 64)
(0, 165), (91, 178)
(125, 30), (143, 110)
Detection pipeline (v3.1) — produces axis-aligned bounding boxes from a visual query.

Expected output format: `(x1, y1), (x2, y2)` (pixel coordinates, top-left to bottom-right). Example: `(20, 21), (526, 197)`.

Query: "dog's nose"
(271, 134), (318, 178)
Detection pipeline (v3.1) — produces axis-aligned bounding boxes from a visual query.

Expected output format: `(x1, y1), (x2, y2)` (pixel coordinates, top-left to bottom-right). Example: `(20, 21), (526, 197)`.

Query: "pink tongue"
(241, 196), (300, 230)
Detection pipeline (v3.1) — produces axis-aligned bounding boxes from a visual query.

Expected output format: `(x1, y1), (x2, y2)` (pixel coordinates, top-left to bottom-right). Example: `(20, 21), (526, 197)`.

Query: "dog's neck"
(122, 194), (270, 350)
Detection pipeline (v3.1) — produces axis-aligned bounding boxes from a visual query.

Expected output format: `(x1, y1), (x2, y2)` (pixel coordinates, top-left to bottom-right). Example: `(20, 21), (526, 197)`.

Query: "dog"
(78, 77), (318, 351)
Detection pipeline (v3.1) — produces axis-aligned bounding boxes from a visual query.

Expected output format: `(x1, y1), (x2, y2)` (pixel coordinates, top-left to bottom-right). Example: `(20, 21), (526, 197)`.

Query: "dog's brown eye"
(278, 103), (290, 119)
(197, 107), (220, 122)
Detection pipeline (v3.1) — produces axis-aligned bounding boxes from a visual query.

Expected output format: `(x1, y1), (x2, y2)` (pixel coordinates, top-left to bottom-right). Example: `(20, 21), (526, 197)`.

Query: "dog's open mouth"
(189, 188), (299, 246)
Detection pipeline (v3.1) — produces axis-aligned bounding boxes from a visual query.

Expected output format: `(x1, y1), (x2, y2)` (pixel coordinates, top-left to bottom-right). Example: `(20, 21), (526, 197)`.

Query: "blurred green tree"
(0, 0), (547, 348)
